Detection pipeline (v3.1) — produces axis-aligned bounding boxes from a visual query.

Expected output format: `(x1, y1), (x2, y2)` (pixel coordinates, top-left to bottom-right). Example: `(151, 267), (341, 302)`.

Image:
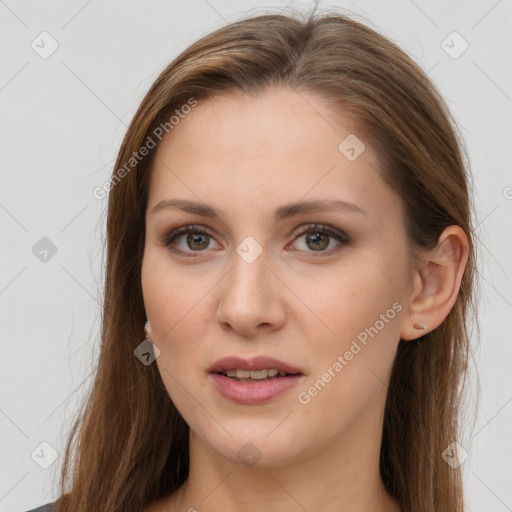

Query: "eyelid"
(290, 223), (348, 241)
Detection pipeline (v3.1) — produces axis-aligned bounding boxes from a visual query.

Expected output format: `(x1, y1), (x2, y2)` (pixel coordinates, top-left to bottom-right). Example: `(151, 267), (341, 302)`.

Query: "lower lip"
(209, 373), (304, 404)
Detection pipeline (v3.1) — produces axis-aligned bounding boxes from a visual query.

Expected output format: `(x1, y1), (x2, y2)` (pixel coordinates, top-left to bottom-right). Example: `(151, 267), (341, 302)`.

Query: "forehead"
(153, 87), (365, 169)
(148, 88), (396, 222)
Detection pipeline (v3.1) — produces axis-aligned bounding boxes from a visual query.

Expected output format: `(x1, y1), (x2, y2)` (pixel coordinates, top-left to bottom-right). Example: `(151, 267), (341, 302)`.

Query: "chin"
(200, 430), (305, 469)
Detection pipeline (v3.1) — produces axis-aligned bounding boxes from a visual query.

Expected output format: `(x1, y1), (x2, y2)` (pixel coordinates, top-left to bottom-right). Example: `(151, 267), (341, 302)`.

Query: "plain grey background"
(1, 1), (511, 511)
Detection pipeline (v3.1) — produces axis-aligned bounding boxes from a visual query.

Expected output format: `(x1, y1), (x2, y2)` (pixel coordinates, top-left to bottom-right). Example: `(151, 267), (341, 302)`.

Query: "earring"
(413, 322), (425, 330)
(144, 320), (151, 339)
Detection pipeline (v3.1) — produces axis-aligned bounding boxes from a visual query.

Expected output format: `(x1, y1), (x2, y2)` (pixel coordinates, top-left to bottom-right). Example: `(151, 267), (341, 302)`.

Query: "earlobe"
(400, 225), (470, 341)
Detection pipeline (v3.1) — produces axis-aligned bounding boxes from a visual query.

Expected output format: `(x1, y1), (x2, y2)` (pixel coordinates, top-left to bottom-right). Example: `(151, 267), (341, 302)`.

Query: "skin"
(141, 87), (469, 512)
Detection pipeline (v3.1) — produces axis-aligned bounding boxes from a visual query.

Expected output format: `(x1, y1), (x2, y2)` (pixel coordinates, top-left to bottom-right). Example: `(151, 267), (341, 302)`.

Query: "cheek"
(299, 253), (406, 403)
(294, 272), (402, 436)
(142, 249), (211, 343)
(141, 253), (204, 415)
(309, 259), (404, 341)
(141, 249), (218, 403)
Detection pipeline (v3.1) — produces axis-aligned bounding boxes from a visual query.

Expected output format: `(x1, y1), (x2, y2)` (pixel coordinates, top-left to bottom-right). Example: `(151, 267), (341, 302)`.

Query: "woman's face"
(141, 87), (415, 468)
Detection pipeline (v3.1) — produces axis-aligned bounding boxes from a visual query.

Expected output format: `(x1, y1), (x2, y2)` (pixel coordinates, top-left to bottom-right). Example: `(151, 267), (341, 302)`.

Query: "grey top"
(24, 503), (54, 512)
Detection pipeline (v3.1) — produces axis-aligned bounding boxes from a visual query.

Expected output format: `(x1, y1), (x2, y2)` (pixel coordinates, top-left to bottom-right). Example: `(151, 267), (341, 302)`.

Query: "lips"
(208, 355), (303, 376)
(208, 355), (305, 404)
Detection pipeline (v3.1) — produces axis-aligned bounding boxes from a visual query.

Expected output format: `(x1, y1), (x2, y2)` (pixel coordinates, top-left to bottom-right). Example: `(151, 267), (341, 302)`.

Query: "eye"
(161, 224), (219, 257)
(287, 223), (349, 258)
(160, 223), (349, 258)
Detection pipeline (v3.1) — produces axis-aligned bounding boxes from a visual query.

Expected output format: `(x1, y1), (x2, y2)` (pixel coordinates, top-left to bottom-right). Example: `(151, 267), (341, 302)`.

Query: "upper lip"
(209, 356), (303, 375)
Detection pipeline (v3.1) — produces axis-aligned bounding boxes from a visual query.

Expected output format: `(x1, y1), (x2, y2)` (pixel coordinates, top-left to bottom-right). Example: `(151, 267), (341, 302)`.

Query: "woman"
(27, 5), (477, 512)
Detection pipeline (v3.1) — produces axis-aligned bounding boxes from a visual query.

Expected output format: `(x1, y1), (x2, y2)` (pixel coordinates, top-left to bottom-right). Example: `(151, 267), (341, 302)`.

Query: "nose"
(215, 245), (287, 337)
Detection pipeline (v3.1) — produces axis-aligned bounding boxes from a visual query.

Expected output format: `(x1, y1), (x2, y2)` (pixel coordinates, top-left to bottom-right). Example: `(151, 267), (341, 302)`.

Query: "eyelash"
(160, 223), (350, 259)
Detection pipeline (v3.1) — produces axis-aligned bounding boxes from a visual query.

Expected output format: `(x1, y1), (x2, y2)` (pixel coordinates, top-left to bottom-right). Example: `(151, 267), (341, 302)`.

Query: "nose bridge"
(216, 236), (285, 333)
(228, 237), (272, 303)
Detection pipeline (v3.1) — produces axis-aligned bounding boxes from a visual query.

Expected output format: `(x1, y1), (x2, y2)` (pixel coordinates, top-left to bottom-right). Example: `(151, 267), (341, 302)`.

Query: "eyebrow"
(151, 198), (367, 221)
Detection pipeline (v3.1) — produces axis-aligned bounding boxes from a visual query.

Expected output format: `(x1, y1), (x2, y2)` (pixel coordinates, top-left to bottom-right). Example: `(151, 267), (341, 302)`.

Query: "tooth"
(223, 369), (283, 379)
(249, 370), (268, 379)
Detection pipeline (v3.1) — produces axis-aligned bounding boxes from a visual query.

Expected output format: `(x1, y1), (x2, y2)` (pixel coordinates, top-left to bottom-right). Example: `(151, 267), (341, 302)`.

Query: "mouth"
(214, 368), (300, 382)
(208, 355), (305, 404)
(208, 355), (304, 377)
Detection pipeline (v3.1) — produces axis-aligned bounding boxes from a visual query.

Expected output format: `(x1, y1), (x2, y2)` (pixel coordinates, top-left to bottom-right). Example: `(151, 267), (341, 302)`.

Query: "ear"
(400, 225), (470, 341)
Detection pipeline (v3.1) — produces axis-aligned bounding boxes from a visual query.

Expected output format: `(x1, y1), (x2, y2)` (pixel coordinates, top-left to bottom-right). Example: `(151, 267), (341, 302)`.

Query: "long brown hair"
(54, 6), (478, 512)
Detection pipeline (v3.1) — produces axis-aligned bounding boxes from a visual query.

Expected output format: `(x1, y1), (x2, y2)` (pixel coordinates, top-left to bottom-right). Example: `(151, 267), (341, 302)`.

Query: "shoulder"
(23, 502), (55, 512)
